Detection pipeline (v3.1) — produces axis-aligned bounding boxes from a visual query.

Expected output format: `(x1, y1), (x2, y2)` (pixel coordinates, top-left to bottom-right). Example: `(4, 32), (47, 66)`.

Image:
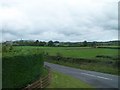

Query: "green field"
(2, 45), (119, 88)
(48, 71), (93, 88)
(12, 46), (119, 75)
(14, 46), (118, 59)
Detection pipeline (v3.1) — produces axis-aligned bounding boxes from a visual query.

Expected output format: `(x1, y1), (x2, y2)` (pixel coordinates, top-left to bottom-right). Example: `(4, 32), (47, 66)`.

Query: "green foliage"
(2, 47), (44, 88)
(83, 41), (88, 47)
(2, 45), (13, 52)
(56, 52), (62, 56)
(48, 40), (54, 46)
(46, 59), (118, 75)
(35, 40), (39, 46)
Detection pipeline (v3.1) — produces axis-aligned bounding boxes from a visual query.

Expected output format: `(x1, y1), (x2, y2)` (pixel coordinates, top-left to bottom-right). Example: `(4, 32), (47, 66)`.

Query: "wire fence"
(23, 65), (51, 89)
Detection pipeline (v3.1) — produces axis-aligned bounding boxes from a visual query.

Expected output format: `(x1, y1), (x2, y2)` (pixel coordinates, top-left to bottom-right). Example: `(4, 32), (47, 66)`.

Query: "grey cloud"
(0, 0), (118, 42)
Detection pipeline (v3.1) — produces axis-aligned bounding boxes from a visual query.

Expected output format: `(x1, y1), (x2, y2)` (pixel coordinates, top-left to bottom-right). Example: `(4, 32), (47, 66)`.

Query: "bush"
(2, 48), (44, 88)
(2, 45), (13, 52)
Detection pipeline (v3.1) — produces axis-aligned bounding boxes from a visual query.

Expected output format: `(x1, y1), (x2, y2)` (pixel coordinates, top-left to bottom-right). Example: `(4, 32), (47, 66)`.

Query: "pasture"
(14, 46), (118, 59)
(13, 46), (119, 75)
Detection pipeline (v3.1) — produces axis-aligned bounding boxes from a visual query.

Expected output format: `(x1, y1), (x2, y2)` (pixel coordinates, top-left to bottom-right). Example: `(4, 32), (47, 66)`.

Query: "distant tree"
(91, 41), (97, 48)
(35, 40), (39, 46)
(48, 40), (54, 46)
(83, 41), (88, 47)
(39, 41), (46, 46)
(54, 41), (59, 43)
(18, 40), (24, 46)
(54, 41), (60, 46)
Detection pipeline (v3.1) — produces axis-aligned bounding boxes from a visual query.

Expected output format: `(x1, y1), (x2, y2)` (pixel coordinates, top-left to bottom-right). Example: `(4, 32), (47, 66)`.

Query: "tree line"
(2, 40), (119, 47)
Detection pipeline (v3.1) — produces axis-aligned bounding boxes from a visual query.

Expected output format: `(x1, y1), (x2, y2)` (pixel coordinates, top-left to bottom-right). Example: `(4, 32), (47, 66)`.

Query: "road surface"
(44, 62), (119, 88)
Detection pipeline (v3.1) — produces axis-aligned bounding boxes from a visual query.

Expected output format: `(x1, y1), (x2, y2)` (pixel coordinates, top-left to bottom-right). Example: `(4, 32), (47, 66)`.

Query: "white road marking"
(81, 73), (112, 80)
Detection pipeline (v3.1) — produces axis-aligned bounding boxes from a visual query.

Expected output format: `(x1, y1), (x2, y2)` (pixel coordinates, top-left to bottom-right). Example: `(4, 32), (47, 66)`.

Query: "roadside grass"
(46, 61), (119, 75)
(47, 71), (93, 88)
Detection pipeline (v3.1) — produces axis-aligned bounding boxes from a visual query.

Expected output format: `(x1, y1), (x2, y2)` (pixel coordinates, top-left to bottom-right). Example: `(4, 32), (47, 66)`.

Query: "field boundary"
(23, 65), (51, 89)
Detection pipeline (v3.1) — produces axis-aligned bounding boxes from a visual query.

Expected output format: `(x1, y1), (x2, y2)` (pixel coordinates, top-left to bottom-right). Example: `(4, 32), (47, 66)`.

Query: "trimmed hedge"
(97, 46), (120, 49)
(2, 48), (44, 88)
(45, 55), (115, 65)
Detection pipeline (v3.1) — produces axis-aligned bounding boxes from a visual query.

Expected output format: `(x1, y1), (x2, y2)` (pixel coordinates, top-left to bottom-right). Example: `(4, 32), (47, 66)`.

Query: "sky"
(0, 0), (119, 42)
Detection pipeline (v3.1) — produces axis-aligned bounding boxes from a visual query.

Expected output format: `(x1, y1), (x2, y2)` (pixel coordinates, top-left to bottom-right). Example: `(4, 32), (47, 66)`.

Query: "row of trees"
(10, 40), (58, 46)
(3, 40), (119, 47)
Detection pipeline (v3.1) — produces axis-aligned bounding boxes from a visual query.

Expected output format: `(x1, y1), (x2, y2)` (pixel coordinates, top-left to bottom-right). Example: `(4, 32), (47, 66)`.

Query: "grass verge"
(47, 71), (93, 88)
(46, 60), (118, 75)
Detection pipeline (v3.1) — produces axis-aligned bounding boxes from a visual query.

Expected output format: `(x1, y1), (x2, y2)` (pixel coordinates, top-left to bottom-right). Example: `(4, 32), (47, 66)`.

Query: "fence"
(23, 65), (51, 89)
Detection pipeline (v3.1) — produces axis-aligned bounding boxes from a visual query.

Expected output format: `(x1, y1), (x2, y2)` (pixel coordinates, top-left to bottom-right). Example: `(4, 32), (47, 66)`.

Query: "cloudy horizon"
(0, 0), (119, 42)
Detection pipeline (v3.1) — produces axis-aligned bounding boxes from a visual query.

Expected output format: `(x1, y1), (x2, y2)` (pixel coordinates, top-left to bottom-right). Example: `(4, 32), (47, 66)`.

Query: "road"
(44, 62), (119, 88)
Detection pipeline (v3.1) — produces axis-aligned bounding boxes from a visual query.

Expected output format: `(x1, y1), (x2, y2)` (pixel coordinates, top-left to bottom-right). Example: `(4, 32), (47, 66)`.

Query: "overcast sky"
(0, 0), (118, 42)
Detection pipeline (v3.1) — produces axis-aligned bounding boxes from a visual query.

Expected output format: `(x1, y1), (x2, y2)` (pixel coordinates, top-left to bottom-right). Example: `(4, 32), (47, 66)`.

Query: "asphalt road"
(44, 62), (119, 88)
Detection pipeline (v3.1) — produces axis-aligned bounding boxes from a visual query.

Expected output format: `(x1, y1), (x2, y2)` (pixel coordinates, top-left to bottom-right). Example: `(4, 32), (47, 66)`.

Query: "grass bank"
(45, 56), (119, 75)
(48, 71), (93, 88)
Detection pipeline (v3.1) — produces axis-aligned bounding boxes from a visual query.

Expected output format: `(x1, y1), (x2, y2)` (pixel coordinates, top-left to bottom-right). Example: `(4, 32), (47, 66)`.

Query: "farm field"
(13, 46), (119, 75)
(14, 46), (118, 59)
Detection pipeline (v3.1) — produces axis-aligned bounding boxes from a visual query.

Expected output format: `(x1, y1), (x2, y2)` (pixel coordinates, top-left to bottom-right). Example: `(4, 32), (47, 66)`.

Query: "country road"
(44, 62), (119, 88)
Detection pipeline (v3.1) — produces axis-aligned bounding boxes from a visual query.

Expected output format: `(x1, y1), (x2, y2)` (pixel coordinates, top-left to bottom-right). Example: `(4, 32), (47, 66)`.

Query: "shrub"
(2, 48), (44, 88)
(2, 45), (13, 52)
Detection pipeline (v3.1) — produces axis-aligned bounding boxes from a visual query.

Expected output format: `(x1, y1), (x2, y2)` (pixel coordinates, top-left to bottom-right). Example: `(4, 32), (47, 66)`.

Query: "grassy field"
(48, 71), (93, 88)
(2, 46), (44, 88)
(13, 46), (119, 75)
(14, 46), (118, 59)
(2, 45), (119, 88)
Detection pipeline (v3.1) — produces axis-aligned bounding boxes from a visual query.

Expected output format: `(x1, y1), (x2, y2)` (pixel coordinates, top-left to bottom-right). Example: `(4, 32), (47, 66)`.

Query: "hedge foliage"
(2, 46), (44, 88)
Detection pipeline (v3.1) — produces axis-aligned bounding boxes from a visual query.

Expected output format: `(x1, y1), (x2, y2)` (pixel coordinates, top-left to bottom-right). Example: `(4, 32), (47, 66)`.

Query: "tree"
(35, 40), (39, 46)
(39, 41), (46, 46)
(91, 41), (97, 48)
(83, 41), (88, 47)
(48, 40), (54, 46)
(54, 41), (59, 43)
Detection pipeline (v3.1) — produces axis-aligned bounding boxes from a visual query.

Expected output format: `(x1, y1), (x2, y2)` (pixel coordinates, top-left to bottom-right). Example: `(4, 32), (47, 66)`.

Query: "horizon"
(2, 39), (119, 43)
